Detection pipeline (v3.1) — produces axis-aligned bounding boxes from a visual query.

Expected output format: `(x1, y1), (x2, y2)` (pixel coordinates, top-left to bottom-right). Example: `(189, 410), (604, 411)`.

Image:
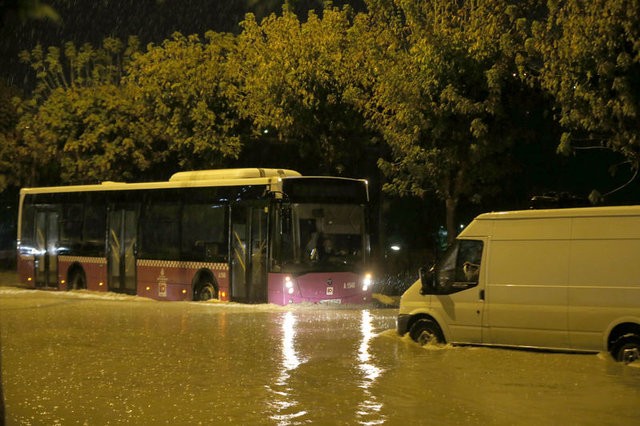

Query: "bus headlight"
(285, 276), (295, 294)
(362, 273), (372, 291)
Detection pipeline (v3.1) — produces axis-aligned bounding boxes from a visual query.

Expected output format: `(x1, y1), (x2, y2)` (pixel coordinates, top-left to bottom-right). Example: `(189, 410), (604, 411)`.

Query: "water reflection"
(357, 309), (386, 425)
(268, 311), (307, 425)
(3, 290), (639, 425)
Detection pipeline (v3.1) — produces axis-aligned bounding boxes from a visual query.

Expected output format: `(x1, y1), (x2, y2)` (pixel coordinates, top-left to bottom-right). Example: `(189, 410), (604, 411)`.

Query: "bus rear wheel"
(612, 334), (640, 364)
(68, 270), (87, 290)
(409, 318), (445, 346)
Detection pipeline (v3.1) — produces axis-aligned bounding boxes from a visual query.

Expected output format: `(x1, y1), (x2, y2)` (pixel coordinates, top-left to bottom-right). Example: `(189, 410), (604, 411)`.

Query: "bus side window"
(181, 204), (226, 262)
(84, 201), (106, 256)
(141, 202), (180, 260)
(61, 203), (83, 253)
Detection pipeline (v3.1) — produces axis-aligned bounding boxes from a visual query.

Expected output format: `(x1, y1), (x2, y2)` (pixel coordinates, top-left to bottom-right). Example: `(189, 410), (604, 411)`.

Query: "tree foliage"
(533, 0), (640, 166)
(346, 0), (539, 240)
(230, 6), (375, 175)
(5, 32), (244, 185)
(7, 37), (143, 185)
(18, 36), (140, 99)
(125, 32), (243, 171)
(0, 82), (22, 191)
(18, 84), (157, 184)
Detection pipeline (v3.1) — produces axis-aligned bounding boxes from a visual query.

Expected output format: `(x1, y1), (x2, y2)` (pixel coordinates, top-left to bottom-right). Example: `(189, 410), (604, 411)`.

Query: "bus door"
(34, 209), (59, 288)
(108, 208), (138, 294)
(230, 203), (268, 303)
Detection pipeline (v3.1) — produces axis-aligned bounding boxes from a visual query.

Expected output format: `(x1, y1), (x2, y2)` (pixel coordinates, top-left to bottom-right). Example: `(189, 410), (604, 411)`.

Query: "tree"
(0, 81), (23, 191)
(230, 6), (376, 176)
(532, 0), (640, 201)
(124, 32), (244, 172)
(7, 37), (143, 186)
(347, 0), (539, 242)
(8, 32), (248, 185)
(19, 83), (160, 184)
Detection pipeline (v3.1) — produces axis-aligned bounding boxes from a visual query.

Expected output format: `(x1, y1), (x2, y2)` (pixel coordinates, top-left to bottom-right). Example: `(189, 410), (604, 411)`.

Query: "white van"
(397, 206), (640, 363)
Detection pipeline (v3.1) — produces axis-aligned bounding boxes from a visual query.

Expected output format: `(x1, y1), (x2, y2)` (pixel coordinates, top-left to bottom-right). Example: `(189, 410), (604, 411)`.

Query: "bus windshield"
(275, 203), (367, 273)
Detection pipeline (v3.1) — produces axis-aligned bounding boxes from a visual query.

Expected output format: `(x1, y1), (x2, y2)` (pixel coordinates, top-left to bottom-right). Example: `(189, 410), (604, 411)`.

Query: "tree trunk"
(444, 163), (466, 246)
(445, 195), (458, 246)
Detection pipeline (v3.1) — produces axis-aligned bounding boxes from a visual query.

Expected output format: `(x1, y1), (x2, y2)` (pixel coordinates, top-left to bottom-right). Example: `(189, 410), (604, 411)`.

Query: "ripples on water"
(1, 288), (639, 425)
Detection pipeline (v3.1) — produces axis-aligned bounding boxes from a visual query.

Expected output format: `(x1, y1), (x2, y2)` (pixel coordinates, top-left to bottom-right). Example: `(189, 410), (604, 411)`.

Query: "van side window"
(456, 240), (483, 284)
(435, 239), (483, 294)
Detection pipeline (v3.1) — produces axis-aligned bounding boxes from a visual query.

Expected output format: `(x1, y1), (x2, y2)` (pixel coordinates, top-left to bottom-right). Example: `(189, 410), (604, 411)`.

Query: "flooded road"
(1, 287), (639, 425)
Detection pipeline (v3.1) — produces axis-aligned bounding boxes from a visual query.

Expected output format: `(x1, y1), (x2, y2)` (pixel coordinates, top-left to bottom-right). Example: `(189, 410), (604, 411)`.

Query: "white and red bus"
(16, 168), (373, 305)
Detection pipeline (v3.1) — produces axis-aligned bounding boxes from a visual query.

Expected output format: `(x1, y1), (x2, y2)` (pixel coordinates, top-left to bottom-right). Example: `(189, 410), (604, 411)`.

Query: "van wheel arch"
(609, 323), (640, 363)
(408, 315), (446, 346)
(192, 269), (218, 301)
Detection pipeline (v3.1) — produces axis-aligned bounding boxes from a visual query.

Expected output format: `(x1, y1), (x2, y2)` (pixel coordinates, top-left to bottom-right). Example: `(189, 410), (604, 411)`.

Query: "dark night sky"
(0, 0), (366, 89)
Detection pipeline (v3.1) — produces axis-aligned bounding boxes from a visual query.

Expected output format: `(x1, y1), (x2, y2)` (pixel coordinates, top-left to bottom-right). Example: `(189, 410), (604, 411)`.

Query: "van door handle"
(479, 289), (485, 300)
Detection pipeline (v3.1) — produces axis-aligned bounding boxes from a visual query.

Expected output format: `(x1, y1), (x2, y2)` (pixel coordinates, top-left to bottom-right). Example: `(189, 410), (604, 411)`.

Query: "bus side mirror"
(419, 266), (435, 295)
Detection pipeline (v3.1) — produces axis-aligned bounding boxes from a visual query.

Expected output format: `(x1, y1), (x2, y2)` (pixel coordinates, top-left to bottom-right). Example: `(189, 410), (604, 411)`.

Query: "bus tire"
(196, 283), (217, 301)
(68, 268), (87, 290)
(193, 270), (218, 301)
(611, 333), (640, 364)
(409, 318), (445, 346)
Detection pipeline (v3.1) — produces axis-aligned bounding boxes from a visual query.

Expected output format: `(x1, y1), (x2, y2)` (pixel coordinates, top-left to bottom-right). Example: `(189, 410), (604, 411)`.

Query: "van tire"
(409, 319), (445, 346)
(611, 334), (640, 364)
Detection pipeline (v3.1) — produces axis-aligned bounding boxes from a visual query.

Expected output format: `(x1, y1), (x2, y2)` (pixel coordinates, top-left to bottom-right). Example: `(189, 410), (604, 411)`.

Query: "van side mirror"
(419, 266), (435, 295)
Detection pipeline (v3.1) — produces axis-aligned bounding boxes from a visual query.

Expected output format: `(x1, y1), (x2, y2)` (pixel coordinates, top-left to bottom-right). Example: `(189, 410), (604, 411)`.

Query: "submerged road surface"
(1, 287), (639, 425)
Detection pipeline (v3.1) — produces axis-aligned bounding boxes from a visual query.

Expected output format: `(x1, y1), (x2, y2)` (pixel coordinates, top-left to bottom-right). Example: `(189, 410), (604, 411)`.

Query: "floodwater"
(1, 287), (639, 425)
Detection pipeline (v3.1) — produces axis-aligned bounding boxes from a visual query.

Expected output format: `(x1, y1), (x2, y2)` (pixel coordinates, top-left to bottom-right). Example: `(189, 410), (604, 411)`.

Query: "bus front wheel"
(195, 282), (217, 301)
(409, 318), (445, 346)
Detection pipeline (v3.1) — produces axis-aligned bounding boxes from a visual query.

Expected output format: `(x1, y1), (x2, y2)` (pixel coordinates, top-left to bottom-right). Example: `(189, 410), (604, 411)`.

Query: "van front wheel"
(409, 319), (445, 346)
(612, 334), (640, 364)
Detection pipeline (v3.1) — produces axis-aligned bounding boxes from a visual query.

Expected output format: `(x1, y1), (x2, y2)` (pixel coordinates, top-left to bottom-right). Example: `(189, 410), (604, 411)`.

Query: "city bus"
(16, 168), (373, 305)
